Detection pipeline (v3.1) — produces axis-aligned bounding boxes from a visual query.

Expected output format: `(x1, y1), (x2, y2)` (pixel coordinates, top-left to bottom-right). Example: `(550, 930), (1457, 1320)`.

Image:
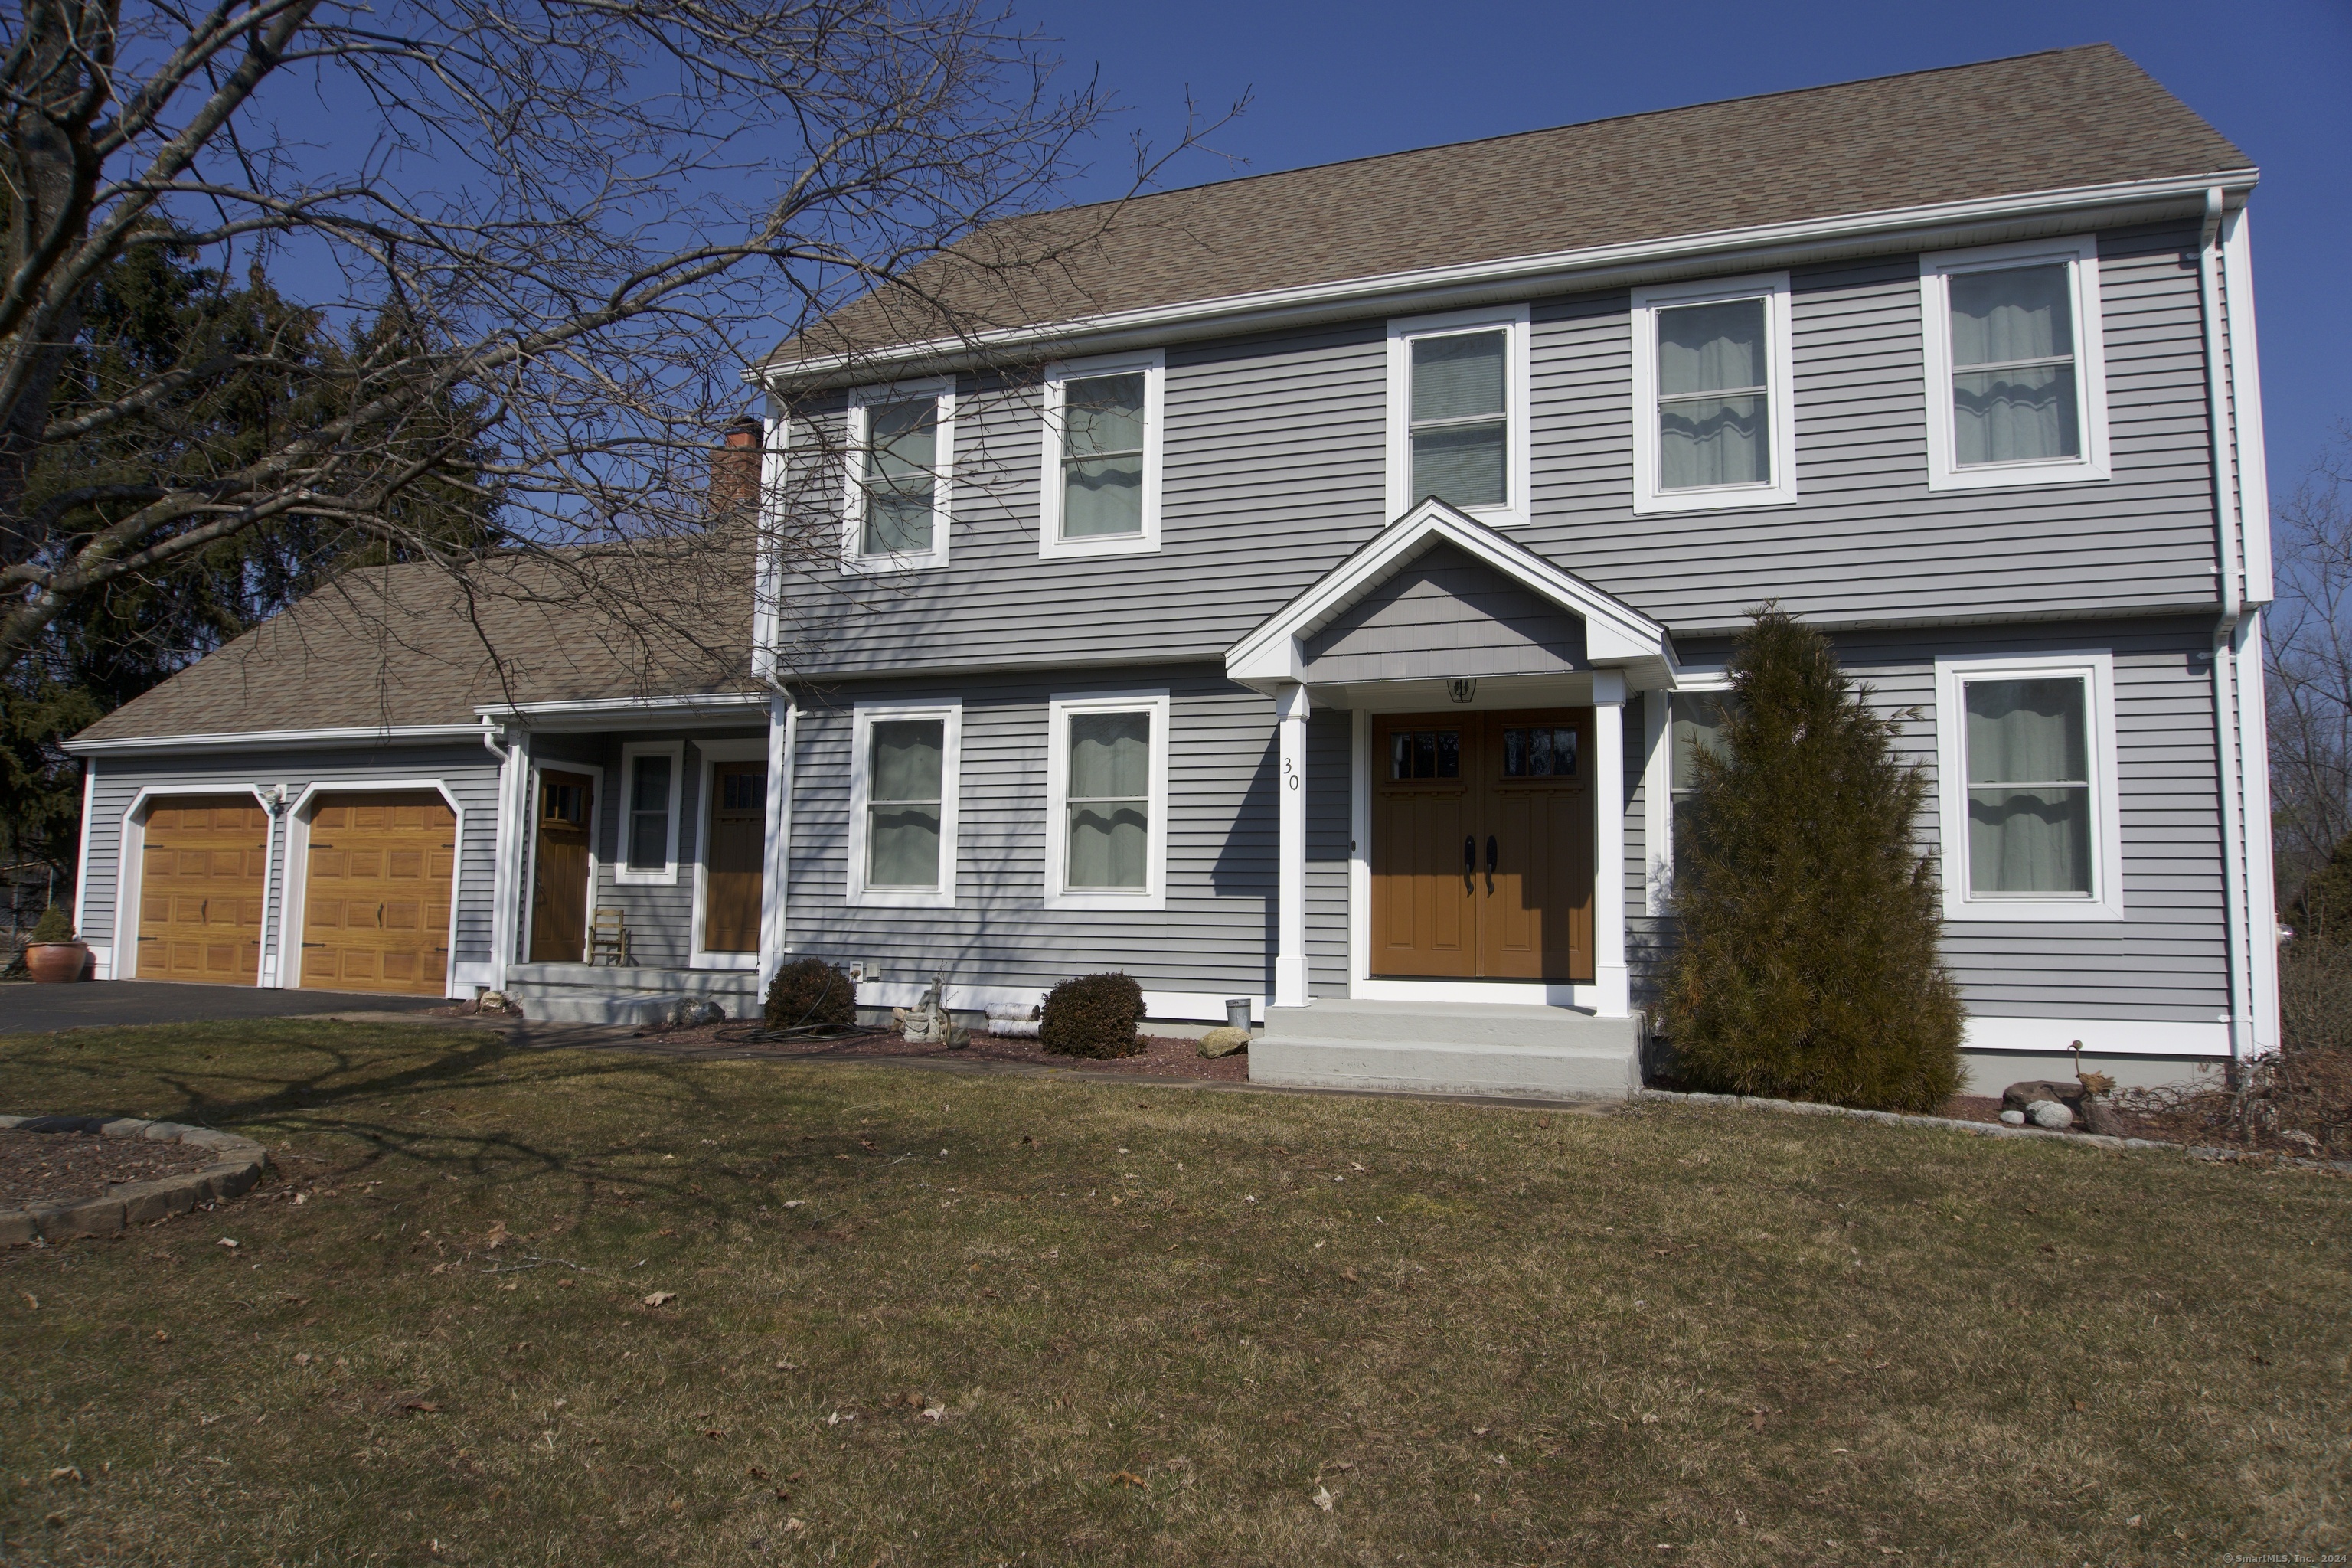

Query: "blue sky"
(1024, 0), (2352, 511)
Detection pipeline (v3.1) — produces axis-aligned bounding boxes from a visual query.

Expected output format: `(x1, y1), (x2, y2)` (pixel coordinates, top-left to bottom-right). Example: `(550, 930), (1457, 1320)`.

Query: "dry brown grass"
(1, 1018), (2347, 1566)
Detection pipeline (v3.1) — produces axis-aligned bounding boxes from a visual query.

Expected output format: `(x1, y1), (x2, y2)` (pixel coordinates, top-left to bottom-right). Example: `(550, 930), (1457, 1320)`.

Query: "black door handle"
(1486, 835), (1498, 874)
(1462, 835), (1475, 874)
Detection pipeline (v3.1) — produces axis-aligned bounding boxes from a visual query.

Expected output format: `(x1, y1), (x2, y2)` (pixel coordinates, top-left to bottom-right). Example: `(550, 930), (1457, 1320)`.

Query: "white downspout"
(2200, 186), (2253, 1067)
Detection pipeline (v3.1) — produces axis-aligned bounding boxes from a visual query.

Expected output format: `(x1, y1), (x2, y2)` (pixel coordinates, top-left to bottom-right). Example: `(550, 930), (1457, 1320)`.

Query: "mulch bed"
(0, 1127), (216, 1207)
(624, 1024), (1253, 1081)
(1934, 1094), (2007, 1125)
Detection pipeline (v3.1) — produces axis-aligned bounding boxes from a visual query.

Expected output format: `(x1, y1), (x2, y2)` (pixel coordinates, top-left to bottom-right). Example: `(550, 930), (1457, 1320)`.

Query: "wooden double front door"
(1370, 709), (1594, 982)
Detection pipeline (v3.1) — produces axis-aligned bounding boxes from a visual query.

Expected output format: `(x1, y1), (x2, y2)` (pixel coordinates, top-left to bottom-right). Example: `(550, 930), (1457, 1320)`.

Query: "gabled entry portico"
(1226, 501), (1679, 1043)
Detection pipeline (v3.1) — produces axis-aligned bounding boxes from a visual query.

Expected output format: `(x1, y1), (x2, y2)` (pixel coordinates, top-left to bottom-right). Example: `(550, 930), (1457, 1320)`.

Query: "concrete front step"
(504, 963), (762, 1026)
(1250, 1000), (1642, 1100)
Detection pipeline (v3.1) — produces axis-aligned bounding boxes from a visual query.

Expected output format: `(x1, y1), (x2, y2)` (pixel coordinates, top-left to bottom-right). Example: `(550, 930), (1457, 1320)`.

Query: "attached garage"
(299, 792), (457, 995)
(136, 795), (269, 983)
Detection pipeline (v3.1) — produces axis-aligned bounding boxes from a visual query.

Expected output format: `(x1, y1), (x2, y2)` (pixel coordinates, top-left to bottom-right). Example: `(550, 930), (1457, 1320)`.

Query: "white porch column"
(757, 691), (795, 991)
(1591, 671), (1629, 1018)
(1275, 682), (1311, 1009)
(488, 724), (533, 990)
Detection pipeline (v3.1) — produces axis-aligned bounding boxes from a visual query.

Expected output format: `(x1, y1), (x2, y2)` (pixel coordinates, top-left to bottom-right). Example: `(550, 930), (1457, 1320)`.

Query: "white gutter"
(62, 724), (484, 756)
(472, 694), (766, 726)
(2200, 185), (2254, 1067)
(754, 170), (2256, 390)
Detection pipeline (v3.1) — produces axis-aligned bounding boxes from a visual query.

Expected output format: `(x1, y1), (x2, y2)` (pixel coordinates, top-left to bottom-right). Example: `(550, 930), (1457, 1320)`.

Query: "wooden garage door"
(300, 792), (456, 996)
(137, 796), (268, 983)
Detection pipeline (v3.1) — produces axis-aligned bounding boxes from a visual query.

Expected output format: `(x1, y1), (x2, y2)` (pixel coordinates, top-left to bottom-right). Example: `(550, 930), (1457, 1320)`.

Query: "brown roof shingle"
(777, 44), (2249, 364)
(74, 546), (755, 743)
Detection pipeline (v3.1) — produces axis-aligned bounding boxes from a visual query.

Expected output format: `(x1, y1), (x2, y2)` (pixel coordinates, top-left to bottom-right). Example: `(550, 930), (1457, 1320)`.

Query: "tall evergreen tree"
(1661, 608), (1964, 1112)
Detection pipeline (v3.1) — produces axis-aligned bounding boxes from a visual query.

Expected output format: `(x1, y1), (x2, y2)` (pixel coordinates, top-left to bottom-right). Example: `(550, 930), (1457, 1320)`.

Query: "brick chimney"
(707, 416), (762, 521)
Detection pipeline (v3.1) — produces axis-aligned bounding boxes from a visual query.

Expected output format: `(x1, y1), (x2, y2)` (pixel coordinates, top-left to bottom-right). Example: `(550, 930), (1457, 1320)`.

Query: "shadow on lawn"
(0, 1021), (913, 1228)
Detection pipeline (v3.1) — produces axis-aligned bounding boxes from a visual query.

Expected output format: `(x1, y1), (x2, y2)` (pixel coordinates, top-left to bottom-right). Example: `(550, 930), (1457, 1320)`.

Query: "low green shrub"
(763, 958), (855, 1032)
(28, 905), (74, 944)
(1039, 972), (1145, 1058)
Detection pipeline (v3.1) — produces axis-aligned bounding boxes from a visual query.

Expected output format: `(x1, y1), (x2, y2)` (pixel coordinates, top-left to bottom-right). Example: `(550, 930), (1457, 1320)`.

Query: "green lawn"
(1, 1020), (2345, 1566)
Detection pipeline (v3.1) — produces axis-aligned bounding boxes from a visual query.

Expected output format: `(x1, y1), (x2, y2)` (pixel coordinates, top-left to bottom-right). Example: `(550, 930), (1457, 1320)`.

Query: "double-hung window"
(1668, 690), (1736, 887)
(1629, 273), (1797, 512)
(1044, 691), (1169, 910)
(848, 702), (961, 908)
(1920, 238), (2109, 489)
(843, 381), (953, 571)
(1040, 351), (1162, 558)
(1387, 305), (1529, 524)
(616, 742), (682, 884)
(1934, 654), (2122, 920)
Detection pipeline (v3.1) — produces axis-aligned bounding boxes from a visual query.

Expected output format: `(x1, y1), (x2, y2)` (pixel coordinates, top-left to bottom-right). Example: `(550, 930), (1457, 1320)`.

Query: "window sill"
(1925, 459), (2112, 494)
(1942, 897), (2125, 923)
(1631, 483), (1798, 516)
(848, 887), (956, 910)
(839, 548), (949, 576)
(1044, 889), (1166, 913)
(612, 867), (678, 887)
(1039, 531), (1158, 560)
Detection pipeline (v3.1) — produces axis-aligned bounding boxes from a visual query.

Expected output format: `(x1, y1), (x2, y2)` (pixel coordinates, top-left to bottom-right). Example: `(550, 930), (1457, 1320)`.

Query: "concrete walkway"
(0, 979), (446, 1034)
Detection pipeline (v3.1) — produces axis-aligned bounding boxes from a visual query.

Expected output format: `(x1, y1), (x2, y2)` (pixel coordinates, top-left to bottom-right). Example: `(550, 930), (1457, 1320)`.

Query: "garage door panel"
(136, 794), (266, 985)
(300, 791), (456, 997)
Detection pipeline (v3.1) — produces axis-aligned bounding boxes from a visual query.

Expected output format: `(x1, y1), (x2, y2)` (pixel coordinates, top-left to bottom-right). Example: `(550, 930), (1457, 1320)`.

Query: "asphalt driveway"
(0, 979), (446, 1034)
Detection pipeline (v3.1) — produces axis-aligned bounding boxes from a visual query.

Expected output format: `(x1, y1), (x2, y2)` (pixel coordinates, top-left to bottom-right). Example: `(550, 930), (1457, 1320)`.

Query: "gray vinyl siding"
(77, 743), (500, 985)
(1640, 618), (2230, 1026)
(772, 220), (2225, 679)
(1302, 543), (1586, 682)
(786, 665), (1310, 1005)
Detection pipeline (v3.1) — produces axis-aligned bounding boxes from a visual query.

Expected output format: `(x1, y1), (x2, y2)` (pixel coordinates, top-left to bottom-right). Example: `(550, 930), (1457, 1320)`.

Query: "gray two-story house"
(62, 45), (2278, 1099)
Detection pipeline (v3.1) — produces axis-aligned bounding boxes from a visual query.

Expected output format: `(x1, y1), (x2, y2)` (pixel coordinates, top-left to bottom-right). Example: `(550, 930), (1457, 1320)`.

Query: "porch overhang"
(1223, 500), (1680, 694)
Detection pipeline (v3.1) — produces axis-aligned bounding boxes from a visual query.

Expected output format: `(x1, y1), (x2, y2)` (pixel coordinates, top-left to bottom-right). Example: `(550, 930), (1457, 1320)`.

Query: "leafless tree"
(0, 0), (1229, 691)
(2266, 424), (2352, 909)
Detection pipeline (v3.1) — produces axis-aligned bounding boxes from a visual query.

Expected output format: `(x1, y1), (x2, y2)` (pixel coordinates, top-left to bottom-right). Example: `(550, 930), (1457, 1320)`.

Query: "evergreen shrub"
(1661, 608), (1963, 1112)
(2292, 831), (2352, 945)
(28, 904), (74, 944)
(763, 958), (855, 1031)
(1039, 972), (1145, 1058)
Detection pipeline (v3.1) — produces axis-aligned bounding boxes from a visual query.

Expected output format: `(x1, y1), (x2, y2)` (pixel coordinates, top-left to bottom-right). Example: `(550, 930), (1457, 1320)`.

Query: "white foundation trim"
(855, 978), (1263, 1025)
(1962, 1015), (2230, 1058)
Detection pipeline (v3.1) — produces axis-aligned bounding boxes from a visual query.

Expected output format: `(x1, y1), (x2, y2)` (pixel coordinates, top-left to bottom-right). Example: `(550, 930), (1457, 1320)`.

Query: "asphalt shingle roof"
(776, 44), (2250, 365)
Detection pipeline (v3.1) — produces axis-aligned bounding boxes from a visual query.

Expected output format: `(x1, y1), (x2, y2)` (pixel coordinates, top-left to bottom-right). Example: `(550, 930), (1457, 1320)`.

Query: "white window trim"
(614, 741), (684, 885)
(1919, 236), (2111, 492)
(847, 700), (962, 910)
(841, 377), (955, 574)
(688, 737), (771, 971)
(1385, 303), (1531, 527)
(1044, 689), (1170, 912)
(1934, 652), (2124, 922)
(1038, 349), (1163, 559)
(1628, 272), (1798, 514)
(1640, 672), (1734, 913)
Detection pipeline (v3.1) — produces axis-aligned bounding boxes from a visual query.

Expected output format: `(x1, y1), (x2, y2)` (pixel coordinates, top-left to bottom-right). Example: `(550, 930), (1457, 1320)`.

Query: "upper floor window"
(616, 742), (682, 884)
(848, 701), (962, 908)
(1629, 273), (1797, 513)
(1919, 238), (2109, 491)
(1933, 652), (2122, 921)
(1039, 351), (1163, 559)
(842, 380), (953, 573)
(1387, 304), (1529, 524)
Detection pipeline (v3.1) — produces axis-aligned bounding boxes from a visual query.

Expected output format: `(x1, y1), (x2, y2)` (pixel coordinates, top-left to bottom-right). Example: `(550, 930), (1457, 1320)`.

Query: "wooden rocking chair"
(588, 907), (630, 966)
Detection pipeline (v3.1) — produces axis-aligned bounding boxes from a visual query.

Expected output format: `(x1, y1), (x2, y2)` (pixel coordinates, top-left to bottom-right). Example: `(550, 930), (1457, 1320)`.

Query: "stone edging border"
(1635, 1088), (2352, 1175)
(0, 1114), (270, 1246)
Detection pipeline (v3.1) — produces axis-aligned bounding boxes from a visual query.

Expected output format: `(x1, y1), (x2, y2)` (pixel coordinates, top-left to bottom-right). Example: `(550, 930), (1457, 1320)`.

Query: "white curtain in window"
(1948, 264), (2080, 466)
(1410, 331), (1507, 508)
(1067, 711), (1149, 889)
(867, 720), (944, 888)
(865, 400), (938, 553)
(1657, 299), (1768, 489)
(1061, 373), (1145, 537)
(1964, 677), (2092, 894)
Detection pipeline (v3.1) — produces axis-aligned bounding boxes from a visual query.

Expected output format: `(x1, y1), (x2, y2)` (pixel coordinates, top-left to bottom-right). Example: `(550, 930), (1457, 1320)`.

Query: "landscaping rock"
(1999, 1109), (2027, 1126)
(2081, 1098), (2125, 1137)
(113, 1179), (198, 1225)
(1197, 1026), (1251, 1058)
(0, 1210), (34, 1246)
(2027, 1099), (2075, 1131)
(44, 1197), (125, 1240)
(665, 998), (724, 1028)
(2002, 1080), (2085, 1114)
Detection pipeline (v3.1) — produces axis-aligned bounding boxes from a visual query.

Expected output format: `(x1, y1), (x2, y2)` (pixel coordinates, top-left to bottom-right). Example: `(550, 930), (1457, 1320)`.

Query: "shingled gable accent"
(1223, 500), (1677, 694)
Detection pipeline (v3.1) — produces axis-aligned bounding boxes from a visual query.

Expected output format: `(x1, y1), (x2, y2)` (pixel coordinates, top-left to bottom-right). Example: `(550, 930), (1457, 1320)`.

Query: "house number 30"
(1283, 758), (1299, 790)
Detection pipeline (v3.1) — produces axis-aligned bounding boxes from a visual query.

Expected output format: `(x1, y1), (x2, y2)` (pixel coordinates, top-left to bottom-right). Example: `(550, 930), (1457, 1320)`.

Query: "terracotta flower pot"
(25, 942), (90, 983)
